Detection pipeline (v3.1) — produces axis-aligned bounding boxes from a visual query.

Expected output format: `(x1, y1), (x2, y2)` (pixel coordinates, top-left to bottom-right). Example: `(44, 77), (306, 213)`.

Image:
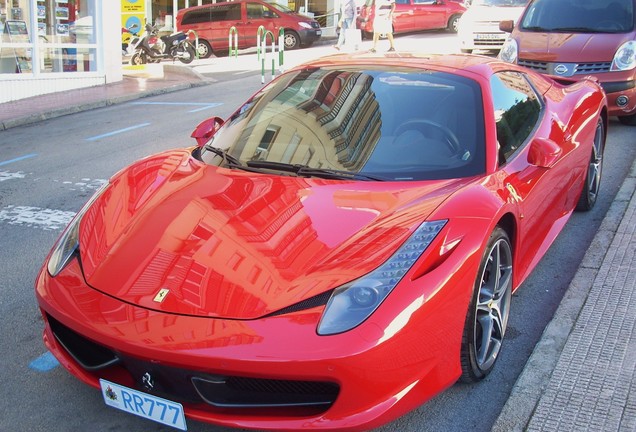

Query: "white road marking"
(0, 205), (75, 231)
(0, 171), (25, 182)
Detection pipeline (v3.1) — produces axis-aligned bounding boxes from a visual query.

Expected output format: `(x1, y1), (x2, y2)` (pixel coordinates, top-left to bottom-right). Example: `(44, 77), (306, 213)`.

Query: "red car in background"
(357, 0), (466, 36)
(499, 0), (636, 125)
(36, 53), (606, 431)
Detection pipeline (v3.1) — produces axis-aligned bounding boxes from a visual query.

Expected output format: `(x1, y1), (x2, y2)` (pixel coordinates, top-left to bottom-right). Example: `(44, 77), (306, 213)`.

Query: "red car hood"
(519, 32), (630, 63)
(78, 150), (469, 319)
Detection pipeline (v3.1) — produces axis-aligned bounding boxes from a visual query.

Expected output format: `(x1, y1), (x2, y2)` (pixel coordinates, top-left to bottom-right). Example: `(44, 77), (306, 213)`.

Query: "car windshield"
(473, 0), (527, 7)
(199, 66), (486, 181)
(520, 0), (634, 33)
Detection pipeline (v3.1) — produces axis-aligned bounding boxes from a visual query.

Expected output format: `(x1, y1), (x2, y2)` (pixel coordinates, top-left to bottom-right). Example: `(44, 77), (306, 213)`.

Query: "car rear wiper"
(246, 160), (386, 181)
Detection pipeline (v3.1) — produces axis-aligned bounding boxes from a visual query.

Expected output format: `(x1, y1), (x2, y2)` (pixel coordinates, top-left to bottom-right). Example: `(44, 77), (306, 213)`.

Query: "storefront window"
(0, 0), (98, 74)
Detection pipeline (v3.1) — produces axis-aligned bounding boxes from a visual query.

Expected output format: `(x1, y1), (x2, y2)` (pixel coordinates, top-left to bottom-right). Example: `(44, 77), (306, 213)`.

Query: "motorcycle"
(128, 23), (196, 65)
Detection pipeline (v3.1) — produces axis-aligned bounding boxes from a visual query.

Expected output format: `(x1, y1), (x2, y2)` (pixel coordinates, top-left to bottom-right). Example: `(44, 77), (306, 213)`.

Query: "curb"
(491, 158), (636, 432)
(0, 74), (210, 132)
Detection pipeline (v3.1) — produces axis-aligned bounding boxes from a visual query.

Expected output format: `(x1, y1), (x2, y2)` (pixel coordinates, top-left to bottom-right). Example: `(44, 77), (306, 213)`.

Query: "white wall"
(0, 0), (122, 103)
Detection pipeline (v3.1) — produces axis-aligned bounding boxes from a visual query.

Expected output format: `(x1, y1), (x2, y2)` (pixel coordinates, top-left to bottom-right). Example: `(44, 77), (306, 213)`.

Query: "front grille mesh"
(47, 313), (339, 411)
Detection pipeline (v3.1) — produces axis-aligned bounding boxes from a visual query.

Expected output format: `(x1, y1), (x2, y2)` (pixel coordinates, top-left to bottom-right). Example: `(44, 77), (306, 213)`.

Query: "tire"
(448, 14), (461, 33)
(618, 113), (636, 125)
(196, 40), (212, 59)
(129, 51), (146, 65)
(178, 43), (196, 64)
(460, 227), (513, 383)
(575, 119), (605, 211)
(283, 30), (300, 50)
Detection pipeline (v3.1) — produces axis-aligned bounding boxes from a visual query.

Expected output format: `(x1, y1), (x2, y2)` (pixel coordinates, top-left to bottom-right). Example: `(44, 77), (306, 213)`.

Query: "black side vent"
(47, 313), (120, 371)
(265, 290), (333, 317)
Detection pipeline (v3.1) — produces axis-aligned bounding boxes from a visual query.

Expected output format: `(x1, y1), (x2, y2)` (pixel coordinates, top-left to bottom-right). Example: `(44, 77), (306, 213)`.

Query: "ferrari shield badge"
(153, 288), (170, 303)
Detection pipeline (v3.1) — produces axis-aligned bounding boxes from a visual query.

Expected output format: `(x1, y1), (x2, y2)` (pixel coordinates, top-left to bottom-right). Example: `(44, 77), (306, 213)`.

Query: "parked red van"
(499, 0), (636, 125)
(176, 0), (322, 58)
(357, 0), (466, 37)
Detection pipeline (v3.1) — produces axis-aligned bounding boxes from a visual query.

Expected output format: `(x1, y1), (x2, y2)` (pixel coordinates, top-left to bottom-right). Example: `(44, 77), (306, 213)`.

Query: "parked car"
(357, 0), (466, 37)
(176, 0), (321, 58)
(457, 0), (528, 53)
(36, 53), (606, 431)
(499, 0), (636, 125)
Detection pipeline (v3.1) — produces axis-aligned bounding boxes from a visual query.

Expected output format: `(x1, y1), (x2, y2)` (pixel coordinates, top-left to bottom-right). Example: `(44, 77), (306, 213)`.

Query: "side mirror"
(527, 137), (562, 168)
(499, 20), (514, 33)
(191, 116), (224, 147)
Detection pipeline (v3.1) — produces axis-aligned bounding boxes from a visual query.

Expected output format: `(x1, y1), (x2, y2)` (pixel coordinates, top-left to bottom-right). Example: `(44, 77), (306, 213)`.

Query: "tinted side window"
(247, 3), (279, 19)
(491, 72), (541, 165)
(210, 4), (242, 22)
(182, 9), (211, 25)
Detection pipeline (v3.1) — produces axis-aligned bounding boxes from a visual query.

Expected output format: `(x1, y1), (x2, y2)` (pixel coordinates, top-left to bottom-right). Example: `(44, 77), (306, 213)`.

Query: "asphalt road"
(1, 46), (636, 432)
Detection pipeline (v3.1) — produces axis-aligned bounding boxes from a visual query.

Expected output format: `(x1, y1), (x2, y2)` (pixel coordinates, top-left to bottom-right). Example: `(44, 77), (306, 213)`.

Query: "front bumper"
(35, 246), (477, 431)
(517, 58), (636, 118)
(298, 28), (322, 46)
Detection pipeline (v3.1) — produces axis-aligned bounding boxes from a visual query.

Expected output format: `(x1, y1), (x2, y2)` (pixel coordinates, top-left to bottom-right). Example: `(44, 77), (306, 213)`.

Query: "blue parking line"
(0, 153), (37, 167)
(29, 351), (60, 372)
(86, 122), (150, 142)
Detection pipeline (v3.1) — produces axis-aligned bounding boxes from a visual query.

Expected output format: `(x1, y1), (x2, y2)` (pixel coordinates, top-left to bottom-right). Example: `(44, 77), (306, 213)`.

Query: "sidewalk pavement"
(1, 40), (635, 432)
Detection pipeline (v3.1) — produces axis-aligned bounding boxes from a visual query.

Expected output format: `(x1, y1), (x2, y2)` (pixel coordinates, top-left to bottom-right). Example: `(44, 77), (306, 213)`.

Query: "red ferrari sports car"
(35, 53), (606, 431)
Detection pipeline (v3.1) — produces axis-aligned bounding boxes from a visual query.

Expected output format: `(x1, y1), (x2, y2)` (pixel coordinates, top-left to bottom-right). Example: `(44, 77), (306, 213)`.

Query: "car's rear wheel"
(460, 227), (512, 382)
(618, 113), (636, 125)
(448, 14), (461, 33)
(196, 40), (212, 59)
(576, 118), (605, 211)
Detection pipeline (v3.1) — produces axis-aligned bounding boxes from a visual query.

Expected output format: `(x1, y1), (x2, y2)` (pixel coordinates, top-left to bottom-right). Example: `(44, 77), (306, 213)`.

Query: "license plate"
(316, 30), (322, 35)
(99, 379), (187, 431)
(475, 33), (501, 40)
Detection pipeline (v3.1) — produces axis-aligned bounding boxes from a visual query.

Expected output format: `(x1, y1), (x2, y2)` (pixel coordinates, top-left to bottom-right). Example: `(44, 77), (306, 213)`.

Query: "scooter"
(128, 23), (195, 65)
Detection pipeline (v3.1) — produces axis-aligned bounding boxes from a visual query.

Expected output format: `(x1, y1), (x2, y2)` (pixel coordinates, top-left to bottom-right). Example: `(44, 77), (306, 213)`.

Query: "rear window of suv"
(520, 0), (634, 33)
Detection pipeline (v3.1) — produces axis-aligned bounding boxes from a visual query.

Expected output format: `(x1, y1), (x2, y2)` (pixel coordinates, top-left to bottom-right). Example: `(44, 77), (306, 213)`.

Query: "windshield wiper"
(246, 160), (386, 181)
(548, 27), (605, 33)
(204, 145), (244, 167)
(522, 25), (551, 32)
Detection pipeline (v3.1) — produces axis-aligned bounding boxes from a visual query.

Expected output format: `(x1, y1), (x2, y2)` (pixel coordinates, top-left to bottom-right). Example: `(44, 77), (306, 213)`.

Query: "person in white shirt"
(370, 0), (396, 52)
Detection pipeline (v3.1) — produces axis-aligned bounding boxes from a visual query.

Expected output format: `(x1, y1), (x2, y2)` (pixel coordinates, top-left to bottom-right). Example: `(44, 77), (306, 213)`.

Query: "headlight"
(299, 22), (312, 29)
(611, 40), (636, 71)
(317, 220), (447, 335)
(499, 38), (518, 63)
(47, 183), (109, 277)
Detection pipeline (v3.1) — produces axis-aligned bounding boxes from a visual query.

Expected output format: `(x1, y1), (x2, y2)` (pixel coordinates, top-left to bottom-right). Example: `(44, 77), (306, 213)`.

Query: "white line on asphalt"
(128, 101), (224, 113)
(86, 122), (151, 142)
(0, 205), (75, 231)
(0, 170), (26, 182)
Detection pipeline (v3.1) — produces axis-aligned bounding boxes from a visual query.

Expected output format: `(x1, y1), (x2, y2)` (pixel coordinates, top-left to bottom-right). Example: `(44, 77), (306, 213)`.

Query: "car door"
(392, 0), (415, 33)
(491, 71), (573, 281)
(242, 2), (278, 49)
(411, 0), (447, 30)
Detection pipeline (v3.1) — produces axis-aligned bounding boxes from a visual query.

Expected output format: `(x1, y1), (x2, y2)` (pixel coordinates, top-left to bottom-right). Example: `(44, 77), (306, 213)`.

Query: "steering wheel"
(394, 120), (461, 155)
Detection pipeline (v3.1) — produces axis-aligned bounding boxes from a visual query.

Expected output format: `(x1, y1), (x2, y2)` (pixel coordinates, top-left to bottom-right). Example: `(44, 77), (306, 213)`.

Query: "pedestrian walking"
(370, 0), (396, 52)
(334, 0), (357, 50)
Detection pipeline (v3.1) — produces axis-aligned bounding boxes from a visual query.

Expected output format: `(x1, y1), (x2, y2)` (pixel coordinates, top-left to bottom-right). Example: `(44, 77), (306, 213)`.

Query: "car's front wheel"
(448, 14), (461, 33)
(284, 30), (300, 50)
(576, 118), (605, 211)
(460, 227), (513, 382)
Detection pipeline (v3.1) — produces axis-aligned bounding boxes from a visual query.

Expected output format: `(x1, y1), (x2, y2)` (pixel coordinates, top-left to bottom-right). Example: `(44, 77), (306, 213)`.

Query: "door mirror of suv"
(500, 20), (514, 33)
